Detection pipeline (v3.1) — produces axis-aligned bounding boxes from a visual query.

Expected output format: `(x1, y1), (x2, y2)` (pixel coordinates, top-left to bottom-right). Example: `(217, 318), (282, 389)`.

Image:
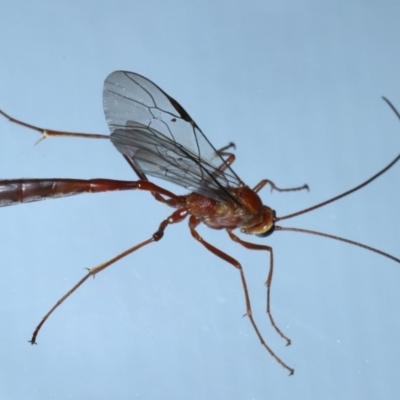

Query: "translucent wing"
(103, 71), (243, 200)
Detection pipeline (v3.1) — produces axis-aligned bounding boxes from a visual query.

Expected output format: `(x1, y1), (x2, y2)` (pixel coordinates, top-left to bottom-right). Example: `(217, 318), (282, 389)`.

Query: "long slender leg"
(253, 178), (309, 193)
(216, 141), (236, 167)
(29, 207), (189, 345)
(215, 142), (236, 170)
(122, 155), (178, 206)
(188, 216), (294, 375)
(227, 230), (291, 346)
(124, 144), (237, 206)
(205, 143), (237, 186)
(217, 142), (236, 155)
(0, 109), (109, 143)
(0, 111), (184, 207)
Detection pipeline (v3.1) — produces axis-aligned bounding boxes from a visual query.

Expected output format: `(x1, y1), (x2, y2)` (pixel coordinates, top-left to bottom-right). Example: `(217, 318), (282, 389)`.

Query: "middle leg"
(188, 216), (294, 375)
(227, 230), (291, 346)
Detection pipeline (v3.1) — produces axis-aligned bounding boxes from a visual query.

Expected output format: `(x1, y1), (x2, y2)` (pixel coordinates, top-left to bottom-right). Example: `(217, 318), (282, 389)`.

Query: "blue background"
(0, 1), (399, 399)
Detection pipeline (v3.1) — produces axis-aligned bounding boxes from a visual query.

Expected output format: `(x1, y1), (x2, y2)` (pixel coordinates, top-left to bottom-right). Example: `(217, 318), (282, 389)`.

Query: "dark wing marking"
(103, 71), (243, 201)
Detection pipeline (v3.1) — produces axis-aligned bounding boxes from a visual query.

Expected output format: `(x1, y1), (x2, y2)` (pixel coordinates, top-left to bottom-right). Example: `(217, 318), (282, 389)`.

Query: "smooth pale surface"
(0, 2), (399, 399)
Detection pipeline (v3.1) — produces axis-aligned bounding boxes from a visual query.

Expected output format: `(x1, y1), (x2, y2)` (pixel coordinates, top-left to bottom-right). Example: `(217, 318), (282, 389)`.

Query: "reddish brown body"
(186, 187), (275, 235)
(0, 72), (399, 377)
(0, 178), (275, 235)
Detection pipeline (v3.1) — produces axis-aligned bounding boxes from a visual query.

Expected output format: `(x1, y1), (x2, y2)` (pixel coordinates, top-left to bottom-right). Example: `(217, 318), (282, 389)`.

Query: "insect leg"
(254, 98), (400, 198)
(216, 142), (236, 167)
(213, 142), (236, 171)
(122, 155), (183, 207)
(29, 207), (189, 345)
(203, 143), (237, 187)
(0, 109), (109, 144)
(188, 216), (294, 375)
(123, 144), (238, 207)
(0, 110), (184, 208)
(216, 142), (236, 154)
(253, 179), (309, 193)
(227, 230), (291, 346)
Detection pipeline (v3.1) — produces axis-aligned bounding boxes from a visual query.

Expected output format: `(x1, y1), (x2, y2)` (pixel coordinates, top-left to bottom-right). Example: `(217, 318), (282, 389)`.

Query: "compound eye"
(255, 225), (275, 238)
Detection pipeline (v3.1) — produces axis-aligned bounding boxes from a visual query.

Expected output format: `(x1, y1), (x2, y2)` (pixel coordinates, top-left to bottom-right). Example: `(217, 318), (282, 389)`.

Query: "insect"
(0, 71), (399, 375)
